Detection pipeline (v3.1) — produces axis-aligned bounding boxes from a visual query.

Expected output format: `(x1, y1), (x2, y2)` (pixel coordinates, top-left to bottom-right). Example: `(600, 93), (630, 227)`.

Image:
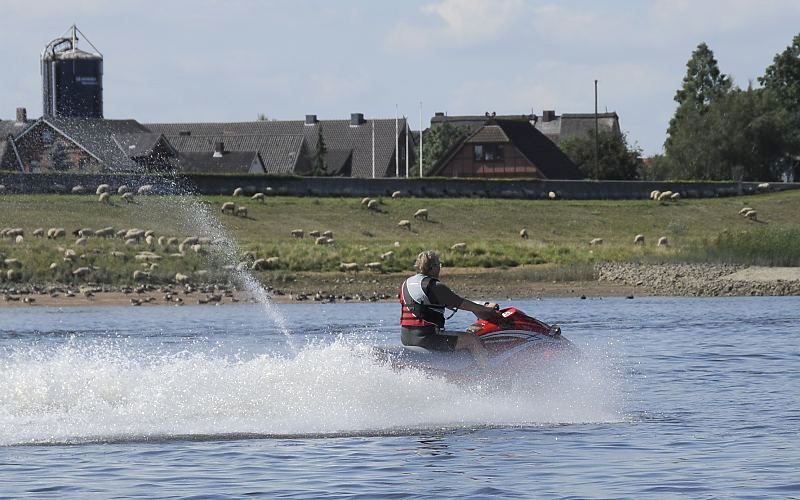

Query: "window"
(41, 130), (53, 144)
(472, 144), (504, 162)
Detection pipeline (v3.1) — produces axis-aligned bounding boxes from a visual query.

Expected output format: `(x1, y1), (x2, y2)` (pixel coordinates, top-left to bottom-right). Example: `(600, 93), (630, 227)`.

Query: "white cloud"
(386, 0), (524, 50)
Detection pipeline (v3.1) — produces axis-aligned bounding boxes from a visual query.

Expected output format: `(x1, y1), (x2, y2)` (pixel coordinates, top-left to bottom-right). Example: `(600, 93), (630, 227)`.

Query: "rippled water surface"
(1, 296), (798, 498)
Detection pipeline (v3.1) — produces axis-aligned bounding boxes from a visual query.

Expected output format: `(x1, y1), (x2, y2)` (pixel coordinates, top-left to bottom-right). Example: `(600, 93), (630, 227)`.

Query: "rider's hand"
(484, 302), (500, 311)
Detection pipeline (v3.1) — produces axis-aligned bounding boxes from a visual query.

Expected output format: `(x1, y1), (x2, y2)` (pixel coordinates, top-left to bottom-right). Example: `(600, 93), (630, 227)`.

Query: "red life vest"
(399, 274), (446, 330)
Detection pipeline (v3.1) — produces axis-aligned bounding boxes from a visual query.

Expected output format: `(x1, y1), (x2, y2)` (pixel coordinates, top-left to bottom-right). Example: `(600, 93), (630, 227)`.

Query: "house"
(429, 118), (583, 179)
(176, 142), (266, 174)
(430, 110), (621, 145)
(5, 113), (177, 173)
(145, 113), (415, 178)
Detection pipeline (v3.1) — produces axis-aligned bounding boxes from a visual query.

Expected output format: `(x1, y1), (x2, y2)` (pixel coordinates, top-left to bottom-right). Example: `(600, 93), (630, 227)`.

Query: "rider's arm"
(458, 299), (503, 322)
(430, 281), (503, 323)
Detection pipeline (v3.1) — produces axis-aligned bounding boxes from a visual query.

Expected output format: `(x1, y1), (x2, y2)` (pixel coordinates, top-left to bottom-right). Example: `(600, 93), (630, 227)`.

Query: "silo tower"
(41, 25), (103, 118)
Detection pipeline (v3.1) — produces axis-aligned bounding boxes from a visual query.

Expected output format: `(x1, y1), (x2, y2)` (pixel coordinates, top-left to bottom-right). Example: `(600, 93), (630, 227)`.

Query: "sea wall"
(1, 172), (798, 200)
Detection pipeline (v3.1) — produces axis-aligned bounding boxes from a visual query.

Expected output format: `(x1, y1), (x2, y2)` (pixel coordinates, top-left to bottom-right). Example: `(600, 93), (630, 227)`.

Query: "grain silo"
(41, 25), (103, 118)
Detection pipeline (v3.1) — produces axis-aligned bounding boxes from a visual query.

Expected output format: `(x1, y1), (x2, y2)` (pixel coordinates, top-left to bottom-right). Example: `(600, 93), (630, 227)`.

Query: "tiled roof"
(165, 134), (305, 174)
(146, 117), (410, 178)
(111, 133), (167, 158)
(177, 151), (264, 174)
(495, 120), (583, 179)
(466, 125), (509, 144)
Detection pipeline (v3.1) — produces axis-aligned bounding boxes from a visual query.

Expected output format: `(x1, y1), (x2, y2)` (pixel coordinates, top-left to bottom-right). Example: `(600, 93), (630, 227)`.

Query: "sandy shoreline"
(2, 264), (799, 308)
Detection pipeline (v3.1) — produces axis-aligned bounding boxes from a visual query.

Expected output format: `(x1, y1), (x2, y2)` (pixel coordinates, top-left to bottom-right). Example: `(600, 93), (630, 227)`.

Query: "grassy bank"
(1, 190), (799, 287)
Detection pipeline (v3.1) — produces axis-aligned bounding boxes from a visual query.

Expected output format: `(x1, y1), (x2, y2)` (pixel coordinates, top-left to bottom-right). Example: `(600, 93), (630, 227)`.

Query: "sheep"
(5, 269), (18, 281)
(72, 267), (91, 278)
(221, 201), (235, 214)
(75, 237), (88, 247)
(738, 207), (754, 215)
(144, 230), (155, 238)
(634, 234), (645, 245)
(451, 242), (467, 251)
(145, 235), (155, 247)
(361, 197), (371, 206)
(33, 228), (44, 238)
(398, 219), (411, 230)
(167, 237), (179, 247)
(132, 270), (150, 281)
(590, 238), (603, 246)
(157, 236), (167, 247)
(670, 192), (681, 200)
(339, 262), (359, 273)
(95, 227), (115, 238)
(71, 185), (86, 194)
(49, 262), (58, 271)
(657, 236), (669, 247)
(4, 258), (21, 267)
(650, 190), (661, 200)
(381, 251), (395, 260)
(266, 256), (280, 266)
(367, 199), (379, 210)
(117, 185), (129, 195)
(413, 208), (428, 220)
(251, 192), (265, 202)
(14, 235), (23, 244)
(124, 238), (138, 247)
(78, 228), (95, 237)
(757, 182), (770, 191)
(63, 249), (76, 261)
(236, 206), (248, 217)
(520, 228), (529, 239)
(233, 187), (243, 197)
(98, 192), (110, 204)
(308, 230), (321, 238)
(315, 236), (331, 245)
(657, 190), (673, 201)
(175, 273), (190, 284)
(122, 192), (135, 203)
(252, 259), (269, 271)
(394, 241), (401, 247)
(291, 229), (304, 238)
(548, 191), (559, 200)
(744, 209), (758, 221)
(322, 230), (334, 239)
(0, 185), (5, 193)
(96, 184), (110, 195)
(137, 184), (153, 195)
(391, 190), (402, 198)
(125, 229), (145, 241)
(365, 262), (383, 272)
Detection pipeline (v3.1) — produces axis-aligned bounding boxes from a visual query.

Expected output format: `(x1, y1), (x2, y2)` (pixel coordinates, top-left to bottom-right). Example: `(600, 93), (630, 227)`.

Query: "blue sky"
(1, 0), (799, 155)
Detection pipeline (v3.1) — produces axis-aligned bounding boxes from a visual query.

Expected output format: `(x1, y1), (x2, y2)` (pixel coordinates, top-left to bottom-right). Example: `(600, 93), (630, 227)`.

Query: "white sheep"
(413, 208), (428, 220)
(291, 229), (304, 238)
(233, 187), (243, 197)
(145, 235), (155, 247)
(657, 236), (669, 247)
(252, 259), (268, 271)
(367, 199), (379, 210)
(78, 228), (95, 237)
(670, 192), (681, 200)
(365, 262), (383, 272)
(133, 270), (150, 281)
(398, 220), (411, 230)
(117, 185), (129, 195)
(15, 235), (23, 244)
(590, 238), (603, 246)
(71, 185), (86, 194)
(95, 227), (115, 238)
(98, 192), (110, 204)
(63, 249), (77, 261)
(251, 192), (265, 202)
(744, 210), (758, 221)
(548, 191), (558, 200)
(122, 192), (134, 203)
(738, 207), (753, 215)
(322, 230), (333, 239)
(96, 184), (110, 195)
(0, 185), (5, 193)
(144, 230), (155, 238)
(361, 197), (371, 206)
(221, 201), (235, 214)
(175, 273), (190, 284)
(266, 257), (280, 266)
(315, 236), (330, 245)
(520, 228), (528, 239)
(33, 228), (44, 238)
(381, 251), (395, 260)
(340, 262), (359, 273)
(634, 234), (645, 245)
(72, 267), (91, 278)
(657, 191), (673, 201)
(137, 184), (153, 195)
(236, 206), (248, 217)
(75, 237), (88, 247)
(650, 190), (661, 200)
(308, 230), (321, 238)
(757, 182), (770, 191)
(451, 242), (467, 251)
(391, 191), (402, 198)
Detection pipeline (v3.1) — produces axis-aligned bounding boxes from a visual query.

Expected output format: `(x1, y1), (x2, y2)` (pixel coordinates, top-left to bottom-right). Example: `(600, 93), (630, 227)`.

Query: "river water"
(1, 296), (798, 498)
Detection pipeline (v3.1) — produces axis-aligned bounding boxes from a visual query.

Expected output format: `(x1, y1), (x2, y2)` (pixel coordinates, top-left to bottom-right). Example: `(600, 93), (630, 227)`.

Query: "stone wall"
(0, 171), (798, 199)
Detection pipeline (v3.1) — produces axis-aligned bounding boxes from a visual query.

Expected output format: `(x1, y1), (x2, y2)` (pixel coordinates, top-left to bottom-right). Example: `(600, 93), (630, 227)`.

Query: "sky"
(1, 0), (799, 156)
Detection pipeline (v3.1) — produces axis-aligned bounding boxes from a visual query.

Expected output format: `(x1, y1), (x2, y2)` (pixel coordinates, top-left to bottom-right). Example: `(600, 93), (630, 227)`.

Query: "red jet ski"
(378, 307), (576, 376)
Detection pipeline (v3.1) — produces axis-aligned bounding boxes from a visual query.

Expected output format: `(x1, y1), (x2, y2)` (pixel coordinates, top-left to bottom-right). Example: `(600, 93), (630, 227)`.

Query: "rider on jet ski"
(400, 250), (503, 362)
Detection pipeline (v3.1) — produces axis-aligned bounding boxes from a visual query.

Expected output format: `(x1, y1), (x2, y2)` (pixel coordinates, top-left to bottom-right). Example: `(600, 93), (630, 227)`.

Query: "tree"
(416, 123), (470, 175)
(759, 33), (800, 113)
(560, 130), (642, 180)
(311, 125), (327, 176)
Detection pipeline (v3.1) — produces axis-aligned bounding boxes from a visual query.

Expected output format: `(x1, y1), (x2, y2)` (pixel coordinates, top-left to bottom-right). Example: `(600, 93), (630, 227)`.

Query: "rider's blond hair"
(414, 250), (440, 277)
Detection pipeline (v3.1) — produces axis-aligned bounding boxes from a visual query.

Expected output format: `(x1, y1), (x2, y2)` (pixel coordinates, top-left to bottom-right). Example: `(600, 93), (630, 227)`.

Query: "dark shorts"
(401, 328), (458, 352)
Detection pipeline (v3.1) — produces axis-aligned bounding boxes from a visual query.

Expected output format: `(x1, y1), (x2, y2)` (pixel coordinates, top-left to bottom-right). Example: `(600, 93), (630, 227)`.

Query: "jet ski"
(376, 307), (576, 377)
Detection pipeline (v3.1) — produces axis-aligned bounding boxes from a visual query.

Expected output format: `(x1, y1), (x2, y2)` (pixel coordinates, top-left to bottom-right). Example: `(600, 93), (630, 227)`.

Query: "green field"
(2, 190), (800, 286)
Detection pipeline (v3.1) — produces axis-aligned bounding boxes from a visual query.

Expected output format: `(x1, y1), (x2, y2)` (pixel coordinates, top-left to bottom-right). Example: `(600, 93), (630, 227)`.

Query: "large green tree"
(311, 125), (327, 176)
(759, 33), (800, 113)
(560, 130), (642, 180)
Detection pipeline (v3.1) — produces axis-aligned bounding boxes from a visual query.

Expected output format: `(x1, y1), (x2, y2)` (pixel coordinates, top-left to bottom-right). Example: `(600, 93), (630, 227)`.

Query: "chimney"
(434, 112), (445, 117)
(178, 130), (191, 136)
(305, 114), (318, 125)
(350, 113), (365, 126)
(16, 107), (27, 124)
(542, 110), (556, 122)
(213, 142), (224, 158)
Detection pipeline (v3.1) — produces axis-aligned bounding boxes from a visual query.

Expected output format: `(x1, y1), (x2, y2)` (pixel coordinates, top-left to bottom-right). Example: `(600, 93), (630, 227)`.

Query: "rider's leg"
(454, 332), (488, 366)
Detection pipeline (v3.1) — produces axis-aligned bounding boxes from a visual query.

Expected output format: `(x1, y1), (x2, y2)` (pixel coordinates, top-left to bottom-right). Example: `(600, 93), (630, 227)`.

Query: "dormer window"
(473, 144), (504, 162)
(42, 130), (53, 144)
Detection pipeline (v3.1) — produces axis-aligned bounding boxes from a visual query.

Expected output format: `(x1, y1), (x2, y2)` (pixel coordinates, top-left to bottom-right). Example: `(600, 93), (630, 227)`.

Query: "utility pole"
(419, 101), (423, 178)
(594, 80), (599, 179)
